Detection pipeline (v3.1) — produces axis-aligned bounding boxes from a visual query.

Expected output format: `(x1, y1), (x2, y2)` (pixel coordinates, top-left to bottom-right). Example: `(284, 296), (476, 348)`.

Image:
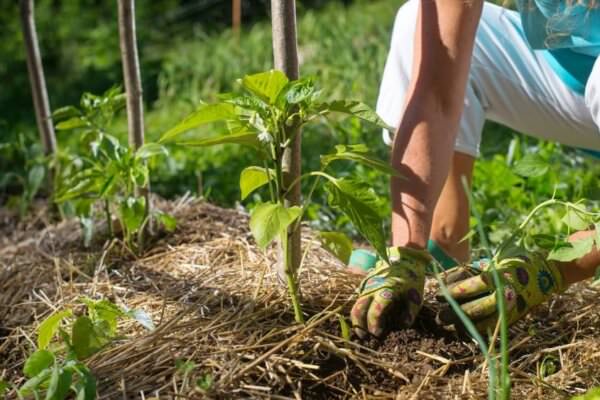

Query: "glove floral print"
(351, 247), (431, 338)
(437, 251), (567, 333)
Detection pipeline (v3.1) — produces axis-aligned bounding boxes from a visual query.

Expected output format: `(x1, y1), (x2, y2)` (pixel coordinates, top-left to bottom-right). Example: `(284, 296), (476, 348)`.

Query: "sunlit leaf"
(159, 103), (236, 143)
(249, 202), (302, 249)
(37, 309), (72, 350)
(321, 144), (398, 176)
(315, 100), (392, 130)
(23, 350), (55, 378)
(318, 231), (353, 264)
(135, 143), (169, 160)
(548, 237), (594, 262)
(337, 313), (351, 341)
(157, 212), (177, 232)
(513, 154), (549, 178)
(324, 178), (387, 260)
(241, 70), (289, 105)
(178, 131), (261, 149)
(562, 208), (590, 231)
(240, 166), (273, 200)
(56, 117), (87, 130)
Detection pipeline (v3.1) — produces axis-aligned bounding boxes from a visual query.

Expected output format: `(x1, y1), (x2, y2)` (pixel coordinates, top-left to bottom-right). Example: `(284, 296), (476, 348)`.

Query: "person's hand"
(437, 252), (567, 333)
(351, 247), (431, 338)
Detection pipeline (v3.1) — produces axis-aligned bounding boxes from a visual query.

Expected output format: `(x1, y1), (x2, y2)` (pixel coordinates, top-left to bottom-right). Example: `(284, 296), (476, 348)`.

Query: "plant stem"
(104, 199), (113, 238)
(281, 230), (304, 323)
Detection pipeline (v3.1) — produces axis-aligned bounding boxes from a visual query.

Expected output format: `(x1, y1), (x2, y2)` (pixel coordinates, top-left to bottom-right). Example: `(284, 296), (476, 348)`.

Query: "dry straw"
(1, 198), (599, 399)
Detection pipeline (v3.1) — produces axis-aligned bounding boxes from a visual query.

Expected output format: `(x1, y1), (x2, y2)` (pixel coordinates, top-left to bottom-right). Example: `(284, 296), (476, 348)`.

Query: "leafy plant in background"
(160, 70), (395, 322)
(0, 133), (47, 217)
(52, 87), (176, 249)
(15, 297), (153, 400)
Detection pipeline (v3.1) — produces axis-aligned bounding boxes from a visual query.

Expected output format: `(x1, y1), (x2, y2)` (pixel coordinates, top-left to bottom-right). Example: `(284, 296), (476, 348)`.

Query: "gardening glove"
(351, 246), (431, 338)
(437, 251), (567, 334)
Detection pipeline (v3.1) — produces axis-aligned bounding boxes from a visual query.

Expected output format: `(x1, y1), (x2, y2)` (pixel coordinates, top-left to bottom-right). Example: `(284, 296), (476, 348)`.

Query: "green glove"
(437, 252), (567, 333)
(351, 246), (431, 338)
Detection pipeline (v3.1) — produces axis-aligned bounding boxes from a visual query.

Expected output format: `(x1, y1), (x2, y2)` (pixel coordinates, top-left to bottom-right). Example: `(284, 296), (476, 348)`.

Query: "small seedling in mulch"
(14, 297), (153, 400)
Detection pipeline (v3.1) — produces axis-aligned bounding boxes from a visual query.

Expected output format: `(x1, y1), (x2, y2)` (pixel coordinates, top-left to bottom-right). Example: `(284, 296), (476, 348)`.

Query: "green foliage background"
(2, 0), (600, 248)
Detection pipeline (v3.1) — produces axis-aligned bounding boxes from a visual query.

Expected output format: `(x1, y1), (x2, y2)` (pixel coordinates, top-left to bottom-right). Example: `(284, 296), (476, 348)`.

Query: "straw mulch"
(1, 198), (599, 399)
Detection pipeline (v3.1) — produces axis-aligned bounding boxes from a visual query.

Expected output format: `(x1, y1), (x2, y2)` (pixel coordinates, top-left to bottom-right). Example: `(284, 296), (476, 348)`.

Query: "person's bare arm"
(391, 0), (483, 248)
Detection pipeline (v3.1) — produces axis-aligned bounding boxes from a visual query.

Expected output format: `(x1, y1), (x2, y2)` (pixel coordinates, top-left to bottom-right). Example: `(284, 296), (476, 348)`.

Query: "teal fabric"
(516, 0), (600, 94)
(348, 249), (378, 272)
(426, 240), (458, 270)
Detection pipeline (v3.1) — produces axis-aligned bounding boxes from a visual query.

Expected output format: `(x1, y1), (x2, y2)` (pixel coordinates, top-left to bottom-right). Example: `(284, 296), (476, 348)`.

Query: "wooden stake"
(19, 0), (56, 156)
(232, 0), (242, 37)
(271, 1), (302, 289)
(117, 0), (145, 150)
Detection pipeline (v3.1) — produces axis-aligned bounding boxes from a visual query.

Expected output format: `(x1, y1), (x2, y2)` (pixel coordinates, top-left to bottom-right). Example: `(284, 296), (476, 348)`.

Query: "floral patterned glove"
(437, 252), (567, 333)
(351, 247), (431, 338)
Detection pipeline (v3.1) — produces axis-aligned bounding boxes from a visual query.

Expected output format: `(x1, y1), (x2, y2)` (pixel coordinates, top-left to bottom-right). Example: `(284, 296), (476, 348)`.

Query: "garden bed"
(1, 199), (599, 399)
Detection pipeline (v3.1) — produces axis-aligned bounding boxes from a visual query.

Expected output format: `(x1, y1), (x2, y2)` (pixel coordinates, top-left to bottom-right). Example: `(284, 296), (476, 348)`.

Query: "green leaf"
(316, 100), (392, 130)
(321, 144), (399, 176)
(52, 106), (81, 121)
(324, 178), (388, 260)
(196, 374), (214, 391)
(562, 209), (590, 231)
(241, 70), (289, 104)
(74, 368), (96, 400)
(119, 197), (146, 234)
(23, 350), (55, 378)
(548, 237), (594, 262)
(157, 212), (177, 232)
(513, 154), (549, 178)
(178, 131), (260, 149)
(27, 165), (45, 200)
(593, 266), (600, 287)
(81, 298), (125, 336)
(318, 231), (353, 264)
(249, 202), (302, 249)
(45, 366), (71, 400)
(337, 313), (351, 341)
(18, 368), (52, 396)
(176, 359), (196, 375)
(280, 77), (318, 105)
(135, 143), (168, 160)
(572, 387), (600, 400)
(159, 103), (236, 143)
(240, 166), (273, 200)
(55, 117), (87, 130)
(0, 380), (8, 397)
(37, 309), (72, 350)
(72, 316), (99, 360)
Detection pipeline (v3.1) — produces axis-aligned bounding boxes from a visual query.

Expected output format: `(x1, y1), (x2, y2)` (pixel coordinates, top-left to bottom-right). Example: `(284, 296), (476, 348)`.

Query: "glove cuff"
(388, 246), (432, 265)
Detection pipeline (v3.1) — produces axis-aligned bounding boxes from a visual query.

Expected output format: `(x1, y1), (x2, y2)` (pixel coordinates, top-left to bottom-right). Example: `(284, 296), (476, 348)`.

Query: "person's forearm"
(391, 99), (462, 248)
(390, 0), (482, 249)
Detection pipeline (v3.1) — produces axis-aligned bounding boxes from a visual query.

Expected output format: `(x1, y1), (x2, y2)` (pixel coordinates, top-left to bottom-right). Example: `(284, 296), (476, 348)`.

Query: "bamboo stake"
(271, 1), (302, 308)
(19, 0), (56, 156)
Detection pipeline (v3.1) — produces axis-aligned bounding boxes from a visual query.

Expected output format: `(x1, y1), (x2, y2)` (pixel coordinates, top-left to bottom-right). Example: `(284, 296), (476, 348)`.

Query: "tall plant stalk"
(271, 0), (304, 323)
(117, 0), (150, 248)
(19, 0), (57, 190)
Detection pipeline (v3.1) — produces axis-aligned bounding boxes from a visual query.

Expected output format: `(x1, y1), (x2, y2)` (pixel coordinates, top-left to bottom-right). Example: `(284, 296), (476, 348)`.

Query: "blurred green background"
(1, 0), (599, 247)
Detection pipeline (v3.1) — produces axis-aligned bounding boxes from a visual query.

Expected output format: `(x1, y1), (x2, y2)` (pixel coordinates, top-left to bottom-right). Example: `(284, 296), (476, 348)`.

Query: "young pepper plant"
(52, 88), (176, 250)
(160, 70), (397, 323)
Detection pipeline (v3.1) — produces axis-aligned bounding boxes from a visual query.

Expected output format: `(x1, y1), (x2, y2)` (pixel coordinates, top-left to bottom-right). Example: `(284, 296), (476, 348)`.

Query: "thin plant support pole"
(118, 0), (151, 245)
(271, 0), (303, 321)
(118, 0), (145, 149)
(20, 0), (57, 187)
(232, 0), (242, 38)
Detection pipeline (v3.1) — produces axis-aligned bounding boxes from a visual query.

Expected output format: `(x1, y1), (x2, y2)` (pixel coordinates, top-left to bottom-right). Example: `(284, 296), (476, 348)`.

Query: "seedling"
(52, 87), (176, 250)
(16, 297), (153, 400)
(160, 70), (396, 322)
